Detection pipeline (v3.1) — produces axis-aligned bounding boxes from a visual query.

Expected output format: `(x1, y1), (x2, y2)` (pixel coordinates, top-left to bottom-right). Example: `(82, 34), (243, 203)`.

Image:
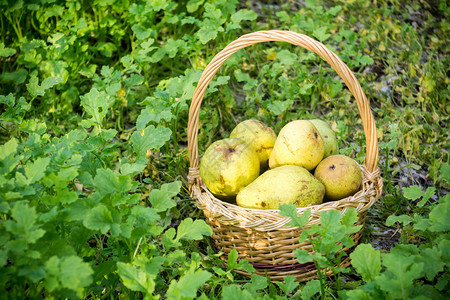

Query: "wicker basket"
(186, 30), (383, 282)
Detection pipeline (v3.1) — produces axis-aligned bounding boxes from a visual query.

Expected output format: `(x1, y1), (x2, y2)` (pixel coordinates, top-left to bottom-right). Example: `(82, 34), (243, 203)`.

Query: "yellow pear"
(200, 138), (260, 197)
(269, 120), (324, 171)
(309, 119), (339, 158)
(236, 165), (325, 209)
(230, 119), (277, 170)
(314, 155), (362, 201)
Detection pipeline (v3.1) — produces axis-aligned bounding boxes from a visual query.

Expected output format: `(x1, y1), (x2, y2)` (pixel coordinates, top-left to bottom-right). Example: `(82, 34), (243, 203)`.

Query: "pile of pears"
(199, 119), (363, 209)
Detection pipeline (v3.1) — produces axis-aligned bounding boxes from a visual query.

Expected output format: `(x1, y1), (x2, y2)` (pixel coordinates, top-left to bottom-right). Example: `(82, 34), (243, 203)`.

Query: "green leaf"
(44, 256), (93, 297)
(279, 204), (311, 228)
(428, 195), (450, 232)
(132, 24), (153, 40)
(350, 244), (381, 282)
(21, 157), (51, 185)
(415, 247), (444, 281)
(377, 252), (424, 298)
(166, 269), (212, 299)
(230, 9), (257, 24)
(0, 42), (16, 57)
(131, 125), (172, 158)
(402, 185), (423, 201)
(136, 106), (173, 130)
(93, 168), (132, 194)
(187, 0), (204, 13)
(83, 205), (113, 234)
(80, 88), (114, 128)
(277, 50), (298, 66)
(4, 201), (45, 244)
(221, 284), (256, 300)
(26, 75), (63, 97)
(313, 27), (331, 42)
(174, 218), (212, 242)
(386, 214), (414, 227)
(275, 275), (299, 294)
(148, 181), (182, 212)
(244, 274), (268, 294)
(441, 163), (450, 184)
(418, 187), (436, 207)
(301, 279), (321, 300)
(267, 99), (293, 115)
(294, 248), (315, 264)
(117, 262), (156, 295)
(358, 55), (374, 66)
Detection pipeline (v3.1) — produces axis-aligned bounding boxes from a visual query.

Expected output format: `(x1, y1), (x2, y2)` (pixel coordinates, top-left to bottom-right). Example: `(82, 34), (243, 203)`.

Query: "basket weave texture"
(187, 30), (383, 282)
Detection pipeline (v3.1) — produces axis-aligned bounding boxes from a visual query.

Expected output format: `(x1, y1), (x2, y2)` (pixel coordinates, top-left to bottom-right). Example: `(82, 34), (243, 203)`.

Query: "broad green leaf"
(313, 27), (331, 42)
(4, 201), (45, 244)
(301, 279), (320, 300)
(341, 289), (373, 300)
(93, 168), (133, 194)
(418, 187), (436, 207)
(415, 247), (444, 281)
(377, 252), (424, 298)
(117, 262), (156, 295)
(174, 218), (212, 242)
(275, 275), (299, 294)
(277, 50), (298, 66)
(0, 138), (20, 174)
(132, 24), (153, 40)
(44, 256), (93, 297)
(131, 125), (172, 157)
(187, 0), (204, 13)
(148, 181), (182, 212)
(22, 157), (51, 185)
(80, 88), (114, 127)
(83, 205), (113, 234)
(230, 9), (257, 24)
(26, 75), (63, 97)
(227, 248), (239, 269)
(350, 243), (381, 282)
(221, 285), (257, 300)
(441, 163), (450, 184)
(279, 204), (311, 228)
(166, 269), (212, 299)
(136, 107), (173, 130)
(0, 93), (16, 107)
(0, 43), (16, 57)
(428, 195), (450, 232)
(402, 185), (423, 201)
(294, 248), (314, 264)
(243, 274), (268, 294)
(267, 99), (293, 115)
(386, 214), (414, 227)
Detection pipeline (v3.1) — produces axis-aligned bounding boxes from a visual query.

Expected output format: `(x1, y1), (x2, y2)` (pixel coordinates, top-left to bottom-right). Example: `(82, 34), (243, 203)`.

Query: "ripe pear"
(230, 119), (277, 170)
(269, 120), (324, 171)
(236, 165), (325, 209)
(314, 155), (362, 201)
(200, 138), (260, 197)
(309, 119), (339, 158)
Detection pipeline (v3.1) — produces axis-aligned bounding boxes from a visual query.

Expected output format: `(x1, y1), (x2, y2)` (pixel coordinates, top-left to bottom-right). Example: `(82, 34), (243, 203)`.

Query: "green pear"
(230, 119), (277, 169)
(236, 165), (325, 209)
(269, 120), (324, 171)
(200, 138), (260, 197)
(314, 155), (362, 201)
(309, 119), (339, 158)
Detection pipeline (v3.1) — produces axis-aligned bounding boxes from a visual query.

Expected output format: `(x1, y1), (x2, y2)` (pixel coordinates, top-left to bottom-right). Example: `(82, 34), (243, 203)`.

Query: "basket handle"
(187, 30), (379, 182)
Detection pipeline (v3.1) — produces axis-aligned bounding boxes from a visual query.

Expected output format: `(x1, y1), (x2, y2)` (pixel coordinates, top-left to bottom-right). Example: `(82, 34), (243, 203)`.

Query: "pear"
(236, 165), (325, 209)
(200, 138), (260, 197)
(230, 119), (277, 170)
(314, 155), (362, 201)
(269, 120), (324, 171)
(309, 119), (339, 158)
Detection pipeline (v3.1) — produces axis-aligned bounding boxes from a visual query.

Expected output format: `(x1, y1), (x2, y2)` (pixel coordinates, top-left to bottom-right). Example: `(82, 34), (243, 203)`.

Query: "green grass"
(0, 0), (449, 299)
